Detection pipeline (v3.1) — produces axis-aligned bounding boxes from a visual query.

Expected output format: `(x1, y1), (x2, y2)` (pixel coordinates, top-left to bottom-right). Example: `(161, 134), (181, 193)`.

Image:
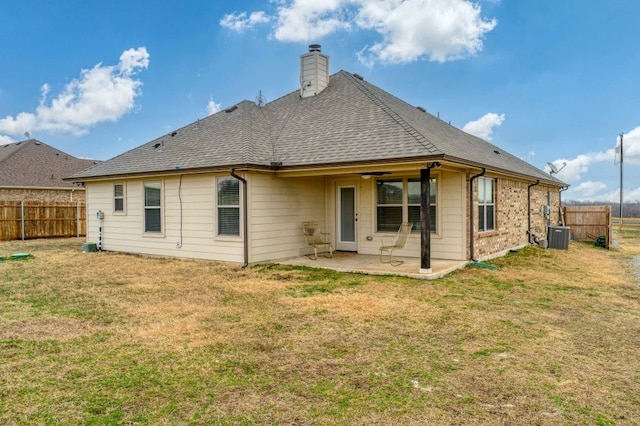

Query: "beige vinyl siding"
(433, 171), (466, 260)
(86, 174), (244, 262)
(249, 174), (326, 262)
(85, 168), (467, 264)
(352, 171), (465, 260)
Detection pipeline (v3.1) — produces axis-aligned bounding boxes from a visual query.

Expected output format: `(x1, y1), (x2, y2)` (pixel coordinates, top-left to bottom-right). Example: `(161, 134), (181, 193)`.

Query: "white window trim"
(113, 182), (126, 215)
(478, 176), (496, 233)
(143, 180), (164, 237)
(374, 175), (439, 235)
(215, 176), (242, 240)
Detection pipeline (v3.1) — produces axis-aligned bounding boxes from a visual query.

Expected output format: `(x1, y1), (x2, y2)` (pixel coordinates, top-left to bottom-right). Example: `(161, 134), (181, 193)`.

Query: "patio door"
(336, 184), (357, 251)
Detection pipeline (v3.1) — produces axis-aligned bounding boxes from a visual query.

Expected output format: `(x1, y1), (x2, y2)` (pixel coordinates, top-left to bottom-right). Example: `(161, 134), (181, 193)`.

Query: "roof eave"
(441, 155), (568, 187)
(64, 163), (276, 182)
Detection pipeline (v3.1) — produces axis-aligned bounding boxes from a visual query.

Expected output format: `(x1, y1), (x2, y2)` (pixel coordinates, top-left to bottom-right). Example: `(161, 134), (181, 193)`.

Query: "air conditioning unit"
(547, 226), (570, 250)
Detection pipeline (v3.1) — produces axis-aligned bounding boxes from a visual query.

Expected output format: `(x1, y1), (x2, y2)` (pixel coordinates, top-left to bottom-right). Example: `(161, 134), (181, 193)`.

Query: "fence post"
(21, 201), (25, 240)
(76, 201), (80, 238)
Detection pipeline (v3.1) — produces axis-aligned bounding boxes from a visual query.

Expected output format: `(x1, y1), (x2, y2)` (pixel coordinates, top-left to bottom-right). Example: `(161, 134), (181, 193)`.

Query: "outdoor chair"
(379, 222), (413, 266)
(302, 221), (333, 260)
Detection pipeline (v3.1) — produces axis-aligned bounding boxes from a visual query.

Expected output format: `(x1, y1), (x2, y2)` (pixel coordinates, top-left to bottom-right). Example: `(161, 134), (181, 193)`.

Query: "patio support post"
(420, 162), (440, 273)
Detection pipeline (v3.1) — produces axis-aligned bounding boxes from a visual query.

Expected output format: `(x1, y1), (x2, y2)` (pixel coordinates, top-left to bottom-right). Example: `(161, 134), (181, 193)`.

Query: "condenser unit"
(547, 226), (570, 250)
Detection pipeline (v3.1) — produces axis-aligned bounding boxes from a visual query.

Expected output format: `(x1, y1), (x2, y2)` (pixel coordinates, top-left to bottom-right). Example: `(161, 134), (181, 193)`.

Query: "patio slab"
(277, 252), (468, 280)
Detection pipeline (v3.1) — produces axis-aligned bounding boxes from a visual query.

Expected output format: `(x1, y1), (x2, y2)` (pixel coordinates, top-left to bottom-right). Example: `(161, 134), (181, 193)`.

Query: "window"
(144, 181), (162, 233)
(217, 177), (240, 236)
(114, 183), (125, 213)
(376, 177), (436, 233)
(478, 177), (495, 232)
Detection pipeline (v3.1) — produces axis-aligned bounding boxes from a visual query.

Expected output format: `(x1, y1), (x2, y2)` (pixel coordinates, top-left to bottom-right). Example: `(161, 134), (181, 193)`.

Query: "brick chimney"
(300, 44), (329, 98)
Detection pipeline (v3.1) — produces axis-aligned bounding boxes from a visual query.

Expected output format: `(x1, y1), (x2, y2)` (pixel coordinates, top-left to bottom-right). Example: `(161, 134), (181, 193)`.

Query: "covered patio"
(277, 252), (468, 280)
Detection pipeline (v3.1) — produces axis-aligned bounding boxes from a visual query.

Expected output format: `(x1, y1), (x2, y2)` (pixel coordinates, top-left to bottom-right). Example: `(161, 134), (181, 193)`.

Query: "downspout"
(230, 169), (248, 268)
(527, 180), (540, 243)
(559, 186), (568, 226)
(469, 168), (486, 262)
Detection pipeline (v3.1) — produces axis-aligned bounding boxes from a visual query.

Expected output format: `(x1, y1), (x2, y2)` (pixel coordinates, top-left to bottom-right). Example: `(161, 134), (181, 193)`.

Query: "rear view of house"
(68, 46), (566, 275)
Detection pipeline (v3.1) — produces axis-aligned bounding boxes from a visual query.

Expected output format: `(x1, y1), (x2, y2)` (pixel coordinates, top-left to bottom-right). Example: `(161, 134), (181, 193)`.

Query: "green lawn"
(0, 229), (639, 425)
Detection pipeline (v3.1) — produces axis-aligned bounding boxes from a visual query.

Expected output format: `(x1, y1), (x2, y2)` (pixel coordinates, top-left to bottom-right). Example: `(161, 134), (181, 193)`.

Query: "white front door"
(336, 184), (357, 251)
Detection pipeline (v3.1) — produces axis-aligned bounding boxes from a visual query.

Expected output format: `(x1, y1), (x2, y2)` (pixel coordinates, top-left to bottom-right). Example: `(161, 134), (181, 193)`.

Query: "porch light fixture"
(359, 171), (390, 179)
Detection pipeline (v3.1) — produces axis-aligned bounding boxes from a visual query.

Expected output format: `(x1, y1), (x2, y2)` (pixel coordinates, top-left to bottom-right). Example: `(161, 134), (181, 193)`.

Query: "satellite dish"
(547, 161), (566, 175)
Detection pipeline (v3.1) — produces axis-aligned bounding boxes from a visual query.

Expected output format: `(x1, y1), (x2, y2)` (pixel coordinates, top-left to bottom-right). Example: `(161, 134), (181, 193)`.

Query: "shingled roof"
(0, 139), (98, 188)
(68, 71), (563, 186)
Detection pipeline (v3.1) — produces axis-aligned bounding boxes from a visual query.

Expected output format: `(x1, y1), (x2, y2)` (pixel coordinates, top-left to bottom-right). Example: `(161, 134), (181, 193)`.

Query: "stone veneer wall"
(0, 188), (86, 203)
(467, 175), (560, 260)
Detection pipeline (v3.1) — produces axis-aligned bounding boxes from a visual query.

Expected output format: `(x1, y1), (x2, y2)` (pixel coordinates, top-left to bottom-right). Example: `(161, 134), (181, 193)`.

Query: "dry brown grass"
(1, 231), (639, 425)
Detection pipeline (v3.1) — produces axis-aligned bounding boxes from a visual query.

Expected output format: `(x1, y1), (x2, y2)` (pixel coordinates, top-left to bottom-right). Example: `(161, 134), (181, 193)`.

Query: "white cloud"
(550, 126), (640, 201)
(0, 134), (14, 145)
(626, 186), (640, 202)
(620, 125), (640, 165)
(206, 97), (221, 115)
(570, 181), (608, 198)
(0, 47), (149, 138)
(273, 1), (353, 42)
(355, 0), (497, 64)
(221, 0), (497, 65)
(220, 11), (271, 32)
(462, 112), (505, 141)
(549, 150), (614, 182)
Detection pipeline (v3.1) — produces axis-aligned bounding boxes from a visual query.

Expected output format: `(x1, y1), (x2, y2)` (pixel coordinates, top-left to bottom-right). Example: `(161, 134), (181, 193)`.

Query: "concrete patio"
(277, 251), (468, 280)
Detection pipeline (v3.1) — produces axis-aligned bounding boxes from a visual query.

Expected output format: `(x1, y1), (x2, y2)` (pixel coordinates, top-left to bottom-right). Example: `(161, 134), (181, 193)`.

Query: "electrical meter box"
(96, 210), (104, 220)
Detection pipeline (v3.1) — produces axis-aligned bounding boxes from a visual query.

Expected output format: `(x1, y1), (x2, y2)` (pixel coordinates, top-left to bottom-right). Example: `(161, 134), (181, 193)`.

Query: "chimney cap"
(309, 44), (322, 53)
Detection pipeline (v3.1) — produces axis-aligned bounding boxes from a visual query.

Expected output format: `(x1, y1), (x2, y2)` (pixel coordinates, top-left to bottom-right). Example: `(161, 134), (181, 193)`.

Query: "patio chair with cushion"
(379, 222), (413, 266)
(302, 221), (333, 260)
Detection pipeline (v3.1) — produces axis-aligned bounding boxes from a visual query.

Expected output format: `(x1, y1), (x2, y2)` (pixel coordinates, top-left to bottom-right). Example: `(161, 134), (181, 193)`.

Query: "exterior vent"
(547, 226), (570, 250)
(300, 45), (329, 98)
(416, 106), (426, 113)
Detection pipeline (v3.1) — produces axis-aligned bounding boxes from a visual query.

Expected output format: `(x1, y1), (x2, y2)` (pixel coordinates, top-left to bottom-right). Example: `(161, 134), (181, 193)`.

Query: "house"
(0, 139), (97, 202)
(68, 45), (566, 275)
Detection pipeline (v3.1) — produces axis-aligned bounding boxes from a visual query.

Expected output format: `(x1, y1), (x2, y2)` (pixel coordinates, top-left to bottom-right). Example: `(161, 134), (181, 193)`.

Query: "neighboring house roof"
(68, 71), (564, 186)
(0, 139), (98, 188)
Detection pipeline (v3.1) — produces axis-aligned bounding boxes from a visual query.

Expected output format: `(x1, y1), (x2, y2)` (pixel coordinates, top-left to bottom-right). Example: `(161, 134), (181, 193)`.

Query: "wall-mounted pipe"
(527, 180), (540, 243)
(469, 168), (486, 262)
(559, 186), (569, 226)
(230, 169), (248, 268)
(176, 174), (184, 249)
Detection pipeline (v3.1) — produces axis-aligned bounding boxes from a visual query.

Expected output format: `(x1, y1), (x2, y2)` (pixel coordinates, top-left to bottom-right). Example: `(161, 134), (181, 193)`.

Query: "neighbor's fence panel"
(563, 205), (611, 248)
(0, 201), (86, 241)
(612, 217), (640, 227)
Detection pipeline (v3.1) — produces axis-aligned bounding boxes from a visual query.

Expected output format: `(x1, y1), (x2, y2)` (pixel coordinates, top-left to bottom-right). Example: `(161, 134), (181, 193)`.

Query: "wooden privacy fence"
(0, 201), (86, 241)
(562, 205), (611, 248)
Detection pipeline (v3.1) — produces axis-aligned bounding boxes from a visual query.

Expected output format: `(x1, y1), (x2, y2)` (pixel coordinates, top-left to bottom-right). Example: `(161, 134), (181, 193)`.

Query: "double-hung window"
(144, 181), (162, 233)
(217, 177), (240, 236)
(376, 177), (436, 233)
(114, 183), (125, 213)
(478, 177), (495, 232)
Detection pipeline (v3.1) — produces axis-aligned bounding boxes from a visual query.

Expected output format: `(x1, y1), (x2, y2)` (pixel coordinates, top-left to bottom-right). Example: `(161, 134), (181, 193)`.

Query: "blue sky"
(1, 0), (638, 202)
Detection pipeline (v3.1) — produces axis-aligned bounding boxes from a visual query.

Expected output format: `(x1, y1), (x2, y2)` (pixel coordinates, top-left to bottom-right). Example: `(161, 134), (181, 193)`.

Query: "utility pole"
(619, 133), (624, 230)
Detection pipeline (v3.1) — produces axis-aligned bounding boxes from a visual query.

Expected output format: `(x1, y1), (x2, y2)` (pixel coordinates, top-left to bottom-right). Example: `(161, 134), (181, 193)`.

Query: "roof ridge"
(343, 72), (439, 154)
